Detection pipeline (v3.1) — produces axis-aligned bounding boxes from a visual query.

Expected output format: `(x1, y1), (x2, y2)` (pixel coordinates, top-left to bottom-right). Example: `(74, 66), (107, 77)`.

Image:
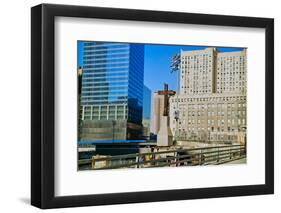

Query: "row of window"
(81, 91), (128, 97)
(171, 96), (246, 103)
(185, 110), (246, 116)
(82, 67), (129, 73)
(183, 118), (246, 125)
(217, 87), (246, 92)
(83, 52), (129, 59)
(181, 54), (212, 60)
(83, 71), (128, 78)
(81, 100), (128, 105)
(83, 62), (129, 69)
(83, 109), (127, 115)
(83, 58), (129, 65)
(83, 42), (124, 46)
(217, 81), (246, 86)
(84, 48), (129, 55)
(173, 127), (241, 133)
(81, 95), (128, 101)
(83, 115), (127, 121)
(84, 44), (129, 51)
(82, 76), (128, 83)
(82, 81), (128, 88)
(81, 86), (128, 92)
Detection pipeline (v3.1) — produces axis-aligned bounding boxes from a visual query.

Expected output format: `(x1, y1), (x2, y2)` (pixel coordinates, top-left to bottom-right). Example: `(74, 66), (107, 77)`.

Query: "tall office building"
(143, 85), (152, 121)
(142, 85), (152, 137)
(170, 47), (247, 144)
(79, 41), (144, 142)
(180, 48), (216, 95)
(216, 50), (247, 94)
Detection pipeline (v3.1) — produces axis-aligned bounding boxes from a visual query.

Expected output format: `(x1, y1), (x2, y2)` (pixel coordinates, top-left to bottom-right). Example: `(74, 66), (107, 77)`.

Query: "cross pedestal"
(157, 115), (173, 146)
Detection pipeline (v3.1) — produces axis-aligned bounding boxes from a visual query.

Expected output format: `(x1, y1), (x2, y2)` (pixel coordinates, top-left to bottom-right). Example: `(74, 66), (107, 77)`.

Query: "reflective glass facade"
(143, 85), (151, 120)
(79, 41), (144, 141)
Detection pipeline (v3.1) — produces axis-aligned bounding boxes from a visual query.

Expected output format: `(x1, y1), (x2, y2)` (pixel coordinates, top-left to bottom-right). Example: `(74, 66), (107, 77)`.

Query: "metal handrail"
(79, 145), (246, 169)
(89, 145), (244, 162)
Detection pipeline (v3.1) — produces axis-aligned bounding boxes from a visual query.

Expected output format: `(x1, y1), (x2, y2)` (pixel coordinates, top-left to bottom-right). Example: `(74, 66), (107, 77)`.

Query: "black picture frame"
(31, 3), (274, 209)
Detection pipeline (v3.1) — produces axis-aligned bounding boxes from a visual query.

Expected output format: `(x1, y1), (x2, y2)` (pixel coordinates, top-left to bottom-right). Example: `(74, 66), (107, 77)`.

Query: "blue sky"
(78, 41), (245, 93)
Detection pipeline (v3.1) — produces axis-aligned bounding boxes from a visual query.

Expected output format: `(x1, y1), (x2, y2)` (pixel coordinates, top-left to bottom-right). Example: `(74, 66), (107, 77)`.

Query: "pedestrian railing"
(78, 144), (246, 170)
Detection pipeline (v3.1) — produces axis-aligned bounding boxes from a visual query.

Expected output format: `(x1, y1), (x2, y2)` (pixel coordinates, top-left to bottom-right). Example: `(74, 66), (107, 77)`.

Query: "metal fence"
(78, 145), (246, 170)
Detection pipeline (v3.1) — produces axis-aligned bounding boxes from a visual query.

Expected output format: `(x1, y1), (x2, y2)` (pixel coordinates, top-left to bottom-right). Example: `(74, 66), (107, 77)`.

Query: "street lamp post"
(174, 108), (179, 141)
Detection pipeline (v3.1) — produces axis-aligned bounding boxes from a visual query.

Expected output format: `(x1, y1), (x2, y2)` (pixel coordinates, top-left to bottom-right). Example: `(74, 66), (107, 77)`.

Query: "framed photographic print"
(31, 3), (274, 209)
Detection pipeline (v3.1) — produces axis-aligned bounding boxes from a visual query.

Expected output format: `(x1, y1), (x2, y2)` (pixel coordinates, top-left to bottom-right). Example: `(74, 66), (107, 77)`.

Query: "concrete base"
(157, 116), (173, 146)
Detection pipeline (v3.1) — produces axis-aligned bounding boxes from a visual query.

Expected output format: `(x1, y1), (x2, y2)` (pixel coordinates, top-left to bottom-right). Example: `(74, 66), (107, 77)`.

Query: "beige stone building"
(180, 47), (216, 95)
(170, 47), (247, 144)
(216, 50), (247, 94)
(170, 93), (246, 143)
(152, 93), (165, 134)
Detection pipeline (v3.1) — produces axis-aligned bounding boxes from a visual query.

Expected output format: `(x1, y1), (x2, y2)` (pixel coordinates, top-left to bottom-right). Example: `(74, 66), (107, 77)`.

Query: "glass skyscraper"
(79, 41), (144, 142)
(142, 85), (152, 138)
(143, 85), (151, 120)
